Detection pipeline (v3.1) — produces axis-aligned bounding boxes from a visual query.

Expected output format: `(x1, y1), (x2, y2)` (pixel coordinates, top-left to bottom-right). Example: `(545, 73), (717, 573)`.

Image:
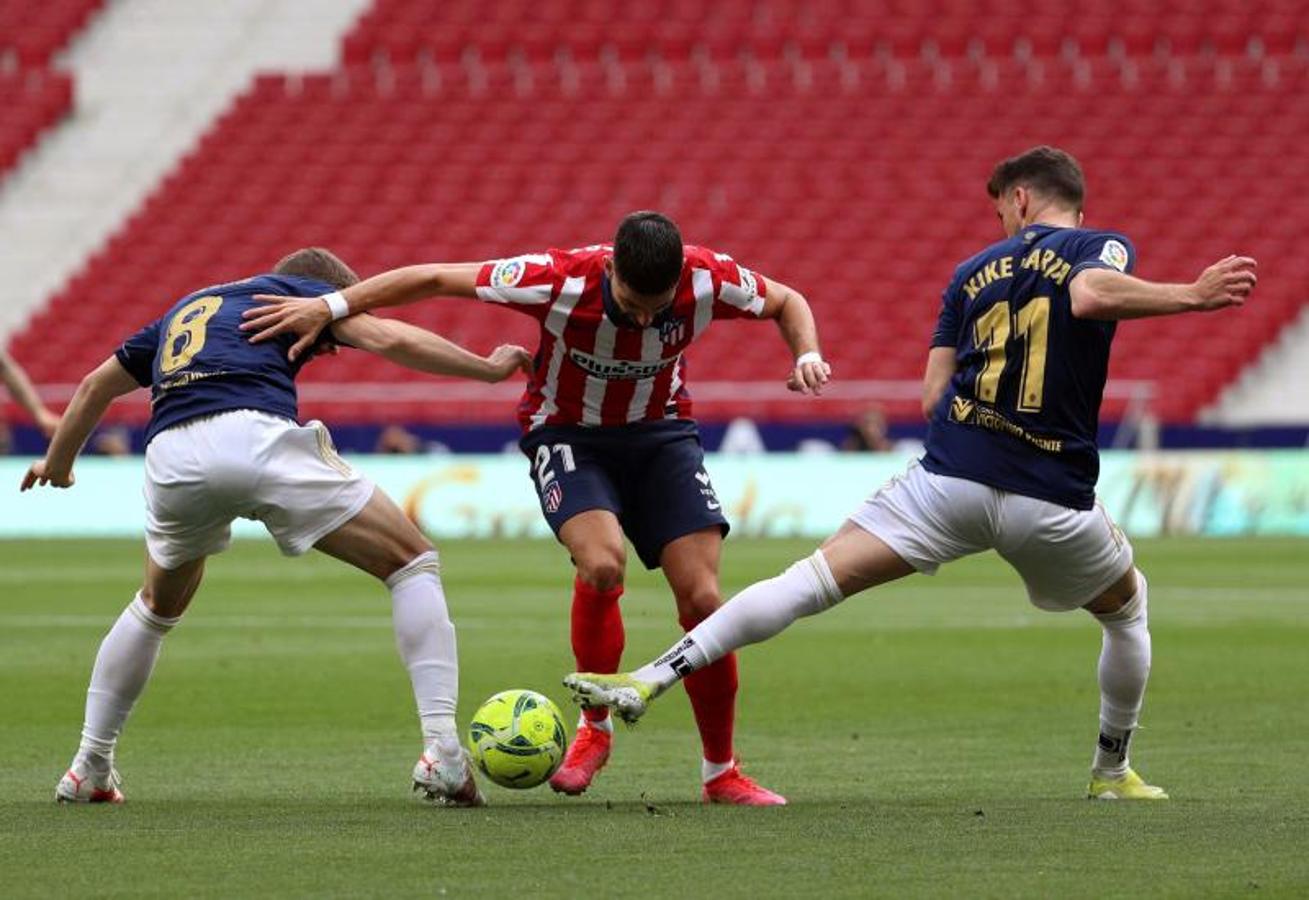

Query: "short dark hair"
(986, 146), (1085, 211)
(272, 247), (359, 290)
(612, 211), (683, 295)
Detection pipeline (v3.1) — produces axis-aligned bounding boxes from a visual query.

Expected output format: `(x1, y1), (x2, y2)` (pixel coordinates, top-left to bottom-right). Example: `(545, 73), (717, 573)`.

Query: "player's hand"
(787, 355), (832, 395)
(240, 295), (332, 361)
(1190, 256), (1257, 311)
(484, 344), (533, 382)
(20, 459), (73, 491)
(35, 408), (62, 439)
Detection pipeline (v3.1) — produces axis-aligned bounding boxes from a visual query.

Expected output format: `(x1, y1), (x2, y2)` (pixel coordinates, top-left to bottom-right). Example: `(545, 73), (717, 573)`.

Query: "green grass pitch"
(1, 536), (1305, 898)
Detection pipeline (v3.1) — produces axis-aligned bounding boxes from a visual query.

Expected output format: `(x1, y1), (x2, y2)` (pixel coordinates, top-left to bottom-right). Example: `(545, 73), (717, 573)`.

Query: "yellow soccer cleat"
(1087, 767), (1169, 800)
(563, 672), (656, 725)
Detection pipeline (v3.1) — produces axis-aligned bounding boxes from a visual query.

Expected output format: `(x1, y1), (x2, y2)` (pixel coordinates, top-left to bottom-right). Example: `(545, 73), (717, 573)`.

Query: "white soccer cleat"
(412, 746), (486, 807)
(56, 756), (125, 804)
(563, 672), (657, 725)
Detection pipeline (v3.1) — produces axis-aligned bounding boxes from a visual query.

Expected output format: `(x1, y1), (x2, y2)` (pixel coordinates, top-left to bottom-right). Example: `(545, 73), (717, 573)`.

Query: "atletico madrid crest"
(659, 316), (686, 345)
(543, 480), (564, 514)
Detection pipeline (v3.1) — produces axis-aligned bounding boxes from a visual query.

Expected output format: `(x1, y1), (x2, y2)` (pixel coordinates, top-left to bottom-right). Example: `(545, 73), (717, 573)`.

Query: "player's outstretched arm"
(758, 277), (831, 395)
(1070, 255), (1257, 321)
(242, 263), (483, 361)
(332, 315), (532, 383)
(0, 350), (61, 438)
(921, 347), (957, 419)
(20, 357), (140, 491)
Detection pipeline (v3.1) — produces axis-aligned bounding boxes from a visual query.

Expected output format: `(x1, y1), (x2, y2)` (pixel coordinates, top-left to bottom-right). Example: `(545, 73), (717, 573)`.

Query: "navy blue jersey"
(115, 274), (336, 444)
(921, 224), (1135, 510)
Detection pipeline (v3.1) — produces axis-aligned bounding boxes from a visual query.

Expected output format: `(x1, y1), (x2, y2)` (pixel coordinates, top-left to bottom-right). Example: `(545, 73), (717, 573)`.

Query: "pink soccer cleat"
(702, 762), (787, 806)
(548, 722), (612, 795)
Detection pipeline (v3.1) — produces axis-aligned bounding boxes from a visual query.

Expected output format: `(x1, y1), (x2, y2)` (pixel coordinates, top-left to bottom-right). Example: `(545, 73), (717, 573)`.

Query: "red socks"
(679, 613), (737, 765)
(571, 577), (625, 724)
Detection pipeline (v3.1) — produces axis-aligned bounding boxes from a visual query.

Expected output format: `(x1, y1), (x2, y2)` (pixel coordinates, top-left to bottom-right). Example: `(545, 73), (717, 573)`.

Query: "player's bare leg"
(660, 528), (785, 805)
(315, 488), (482, 806)
(566, 522), (914, 721)
(57, 553), (205, 803)
(548, 510), (626, 795)
(1082, 566), (1166, 800)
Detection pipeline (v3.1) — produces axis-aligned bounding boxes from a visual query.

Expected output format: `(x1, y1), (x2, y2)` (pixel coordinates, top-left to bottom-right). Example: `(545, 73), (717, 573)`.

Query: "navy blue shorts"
(519, 419), (729, 569)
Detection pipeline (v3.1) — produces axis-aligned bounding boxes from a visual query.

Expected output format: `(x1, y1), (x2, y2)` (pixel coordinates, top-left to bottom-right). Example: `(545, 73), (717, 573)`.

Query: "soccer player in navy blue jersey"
(21, 248), (531, 806)
(565, 146), (1258, 801)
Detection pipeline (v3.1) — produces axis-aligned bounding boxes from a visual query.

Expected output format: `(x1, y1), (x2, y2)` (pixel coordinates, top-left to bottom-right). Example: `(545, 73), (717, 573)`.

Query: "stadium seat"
(8, 0), (1308, 426)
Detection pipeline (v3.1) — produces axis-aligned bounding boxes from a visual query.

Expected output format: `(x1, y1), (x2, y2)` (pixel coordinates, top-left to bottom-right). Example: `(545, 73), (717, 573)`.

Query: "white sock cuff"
(128, 593), (180, 632)
(797, 550), (844, 609)
(385, 550), (441, 589)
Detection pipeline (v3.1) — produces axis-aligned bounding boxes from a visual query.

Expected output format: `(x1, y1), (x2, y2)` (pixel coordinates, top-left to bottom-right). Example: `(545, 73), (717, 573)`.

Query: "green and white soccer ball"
(467, 689), (568, 789)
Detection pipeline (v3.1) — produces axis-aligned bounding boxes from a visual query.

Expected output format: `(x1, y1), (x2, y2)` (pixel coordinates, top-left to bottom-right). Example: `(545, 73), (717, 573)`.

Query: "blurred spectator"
(1, 349), (61, 446)
(841, 406), (893, 452)
(376, 424), (422, 454)
(719, 417), (766, 455)
(91, 426), (132, 456)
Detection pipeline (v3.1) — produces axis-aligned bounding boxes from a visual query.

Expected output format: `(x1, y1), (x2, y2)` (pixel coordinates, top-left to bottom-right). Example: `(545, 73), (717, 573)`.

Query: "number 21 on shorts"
(533, 443), (576, 490)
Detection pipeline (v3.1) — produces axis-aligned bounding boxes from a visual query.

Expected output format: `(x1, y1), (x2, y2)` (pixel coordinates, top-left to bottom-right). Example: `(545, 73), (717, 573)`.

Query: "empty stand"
(0, 69), (72, 175)
(0, 0), (104, 68)
(9, 1), (1308, 426)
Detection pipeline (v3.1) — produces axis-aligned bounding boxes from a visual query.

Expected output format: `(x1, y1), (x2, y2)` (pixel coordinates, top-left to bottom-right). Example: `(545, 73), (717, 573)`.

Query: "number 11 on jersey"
(972, 296), (1050, 412)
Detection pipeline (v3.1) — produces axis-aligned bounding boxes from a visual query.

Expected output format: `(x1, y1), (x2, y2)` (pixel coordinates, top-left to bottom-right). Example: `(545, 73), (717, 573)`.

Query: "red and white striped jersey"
(475, 244), (767, 431)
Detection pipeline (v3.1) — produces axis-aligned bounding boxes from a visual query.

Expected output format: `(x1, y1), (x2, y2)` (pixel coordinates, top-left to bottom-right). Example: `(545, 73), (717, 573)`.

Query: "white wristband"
(796, 351), (824, 366)
(322, 291), (350, 321)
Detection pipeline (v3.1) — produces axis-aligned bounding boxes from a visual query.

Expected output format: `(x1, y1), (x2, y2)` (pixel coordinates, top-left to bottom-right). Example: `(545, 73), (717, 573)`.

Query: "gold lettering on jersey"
(1019, 247), (1072, 285)
(961, 255), (1017, 300)
(949, 398), (1063, 453)
(157, 369), (225, 396)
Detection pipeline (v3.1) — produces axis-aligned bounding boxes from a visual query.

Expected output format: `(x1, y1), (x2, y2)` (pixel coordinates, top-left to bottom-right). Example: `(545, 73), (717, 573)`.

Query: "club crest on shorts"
(543, 480), (563, 514)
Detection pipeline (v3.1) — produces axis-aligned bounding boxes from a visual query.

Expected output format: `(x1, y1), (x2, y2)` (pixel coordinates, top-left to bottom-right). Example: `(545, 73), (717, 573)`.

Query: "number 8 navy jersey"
(114, 274), (337, 445)
(921, 224), (1135, 510)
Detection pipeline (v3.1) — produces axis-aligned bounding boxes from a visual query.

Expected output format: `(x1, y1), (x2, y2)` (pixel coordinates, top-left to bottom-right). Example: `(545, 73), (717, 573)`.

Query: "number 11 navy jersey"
(921, 224), (1135, 510)
(114, 274), (336, 445)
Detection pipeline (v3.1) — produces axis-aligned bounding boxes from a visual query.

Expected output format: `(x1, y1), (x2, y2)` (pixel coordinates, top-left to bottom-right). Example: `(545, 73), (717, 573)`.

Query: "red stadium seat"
(7, 1), (1308, 427)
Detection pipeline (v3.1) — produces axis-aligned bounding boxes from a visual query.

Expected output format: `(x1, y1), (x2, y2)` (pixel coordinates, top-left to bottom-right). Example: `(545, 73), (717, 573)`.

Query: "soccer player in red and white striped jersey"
(243, 212), (830, 804)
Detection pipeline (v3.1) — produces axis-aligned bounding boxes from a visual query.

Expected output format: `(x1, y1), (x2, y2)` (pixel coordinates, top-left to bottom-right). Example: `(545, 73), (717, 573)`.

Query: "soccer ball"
(467, 689), (568, 789)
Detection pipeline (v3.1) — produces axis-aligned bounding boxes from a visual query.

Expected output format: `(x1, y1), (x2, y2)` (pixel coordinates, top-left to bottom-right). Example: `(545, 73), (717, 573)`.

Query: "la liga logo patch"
(1099, 240), (1129, 272)
(490, 258), (526, 289)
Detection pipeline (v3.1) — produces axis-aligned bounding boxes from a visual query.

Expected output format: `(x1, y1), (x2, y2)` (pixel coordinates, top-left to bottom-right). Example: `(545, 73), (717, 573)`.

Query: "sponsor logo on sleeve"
(490, 258), (526, 289)
(1099, 240), (1129, 272)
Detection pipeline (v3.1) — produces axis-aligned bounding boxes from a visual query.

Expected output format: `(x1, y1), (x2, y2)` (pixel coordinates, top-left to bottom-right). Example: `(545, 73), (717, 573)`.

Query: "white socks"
(1092, 571), (1152, 775)
(78, 593), (180, 763)
(634, 550), (844, 693)
(702, 758), (733, 783)
(387, 551), (460, 749)
(579, 712), (614, 734)
(75, 553), (459, 768)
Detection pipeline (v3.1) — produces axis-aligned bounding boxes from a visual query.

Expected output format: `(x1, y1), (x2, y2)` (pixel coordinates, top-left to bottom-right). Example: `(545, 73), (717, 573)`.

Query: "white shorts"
(849, 461), (1133, 612)
(143, 410), (374, 570)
